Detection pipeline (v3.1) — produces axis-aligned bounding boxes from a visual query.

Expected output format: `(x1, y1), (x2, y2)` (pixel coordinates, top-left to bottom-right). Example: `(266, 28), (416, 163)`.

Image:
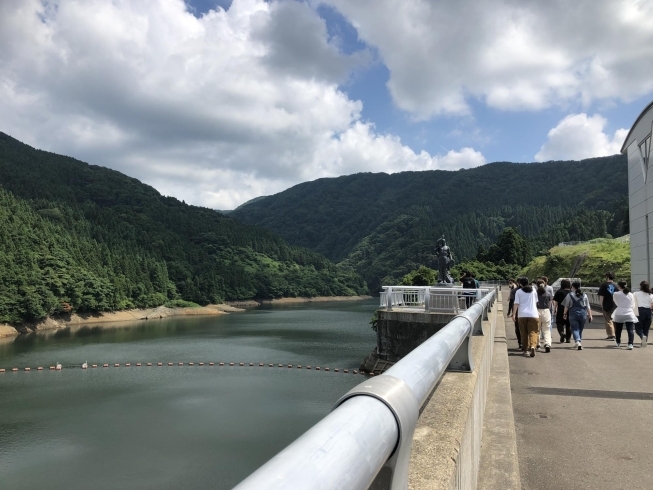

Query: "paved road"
(505, 297), (653, 490)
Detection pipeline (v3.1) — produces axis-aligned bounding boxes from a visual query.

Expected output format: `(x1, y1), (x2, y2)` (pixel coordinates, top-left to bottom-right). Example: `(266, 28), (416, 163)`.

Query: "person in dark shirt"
(598, 272), (617, 340)
(552, 279), (572, 343)
(536, 280), (553, 352)
(508, 281), (522, 349)
(460, 271), (477, 308)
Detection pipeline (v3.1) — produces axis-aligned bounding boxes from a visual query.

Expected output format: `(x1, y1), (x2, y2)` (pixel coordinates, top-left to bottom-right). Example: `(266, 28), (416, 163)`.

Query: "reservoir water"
(0, 299), (377, 490)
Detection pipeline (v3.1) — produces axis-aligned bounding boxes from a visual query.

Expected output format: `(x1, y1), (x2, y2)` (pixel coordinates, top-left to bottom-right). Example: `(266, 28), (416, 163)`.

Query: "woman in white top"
(634, 281), (653, 347)
(513, 277), (540, 357)
(612, 281), (638, 349)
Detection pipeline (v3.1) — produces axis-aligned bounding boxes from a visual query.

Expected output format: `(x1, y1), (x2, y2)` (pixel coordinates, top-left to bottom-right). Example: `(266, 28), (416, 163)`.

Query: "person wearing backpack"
(598, 272), (617, 340)
(612, 281), (638, 350)
(552, 279), (572, 343)
(562, 282), (592, 350)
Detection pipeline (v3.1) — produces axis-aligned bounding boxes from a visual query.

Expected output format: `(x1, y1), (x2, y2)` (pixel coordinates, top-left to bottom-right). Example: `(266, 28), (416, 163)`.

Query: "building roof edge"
(621, 99), (653, 153)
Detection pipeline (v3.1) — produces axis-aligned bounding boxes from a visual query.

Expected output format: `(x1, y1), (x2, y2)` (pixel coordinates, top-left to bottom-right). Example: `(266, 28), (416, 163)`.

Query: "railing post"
(424, 288), (430, 311)
(386, 286), (393, 311)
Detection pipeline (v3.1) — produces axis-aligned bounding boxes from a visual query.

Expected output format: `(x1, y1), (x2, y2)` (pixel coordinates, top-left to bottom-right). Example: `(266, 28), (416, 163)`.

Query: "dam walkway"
(504, 296), (653, 490)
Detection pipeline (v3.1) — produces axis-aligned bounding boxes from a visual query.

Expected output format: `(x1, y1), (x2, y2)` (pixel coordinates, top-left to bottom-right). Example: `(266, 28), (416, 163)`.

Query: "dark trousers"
(615, 321), (635, 345)
(514, 315), (521, 347)
(636, 307), (652, 339)
(556, 315), (571, 341)
(465, 294), (475, 308)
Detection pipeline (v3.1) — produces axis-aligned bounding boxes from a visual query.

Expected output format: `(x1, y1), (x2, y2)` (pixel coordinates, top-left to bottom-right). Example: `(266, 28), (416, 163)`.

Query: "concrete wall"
(407, 294), (517, 490)
(376, 310), (455, 362)
(623, 102), (653, 287)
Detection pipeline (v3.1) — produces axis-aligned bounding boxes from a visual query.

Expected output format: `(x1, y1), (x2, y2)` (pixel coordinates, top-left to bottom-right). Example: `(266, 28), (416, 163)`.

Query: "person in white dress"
(612, 281), (639, 350)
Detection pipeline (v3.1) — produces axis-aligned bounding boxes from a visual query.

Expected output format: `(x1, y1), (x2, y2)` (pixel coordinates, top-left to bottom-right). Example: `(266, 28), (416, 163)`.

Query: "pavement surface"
(505, 297), (653, 490)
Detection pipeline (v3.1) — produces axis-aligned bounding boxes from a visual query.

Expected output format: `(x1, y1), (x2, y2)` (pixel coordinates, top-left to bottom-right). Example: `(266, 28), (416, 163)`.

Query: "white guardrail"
(552, 284), (600, 307)
(233, 288), (497, 490)
(379, 286), (492, 313)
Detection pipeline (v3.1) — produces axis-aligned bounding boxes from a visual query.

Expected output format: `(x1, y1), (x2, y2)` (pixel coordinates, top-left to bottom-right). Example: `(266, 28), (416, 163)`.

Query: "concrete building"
(622, 100), (653, 286)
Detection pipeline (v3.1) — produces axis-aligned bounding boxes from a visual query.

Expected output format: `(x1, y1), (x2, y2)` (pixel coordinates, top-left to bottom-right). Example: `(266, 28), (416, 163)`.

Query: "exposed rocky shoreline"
(226, 295), (373, 308)
(0, 295), (374, 339)
(0, 304), (241, 339)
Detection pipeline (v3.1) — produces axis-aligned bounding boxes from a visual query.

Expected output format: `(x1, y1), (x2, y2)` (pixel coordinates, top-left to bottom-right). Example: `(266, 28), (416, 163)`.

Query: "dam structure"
(234, 281), (653, 490)
(235, 286), (516, 489)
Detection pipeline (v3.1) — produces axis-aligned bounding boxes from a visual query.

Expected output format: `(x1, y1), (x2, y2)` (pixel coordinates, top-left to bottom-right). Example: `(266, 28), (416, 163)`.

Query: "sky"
(1, 0), (653, 209)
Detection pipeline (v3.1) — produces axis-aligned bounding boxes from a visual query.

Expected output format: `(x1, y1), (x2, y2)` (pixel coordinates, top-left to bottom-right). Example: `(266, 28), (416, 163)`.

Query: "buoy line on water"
(0, 363), (371, 376)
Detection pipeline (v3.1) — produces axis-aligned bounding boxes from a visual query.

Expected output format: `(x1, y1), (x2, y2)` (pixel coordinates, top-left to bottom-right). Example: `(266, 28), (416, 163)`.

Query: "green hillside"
(231, 156), (628, 291)
(521, 238), (631, 286)
(0, 133), (366, 324)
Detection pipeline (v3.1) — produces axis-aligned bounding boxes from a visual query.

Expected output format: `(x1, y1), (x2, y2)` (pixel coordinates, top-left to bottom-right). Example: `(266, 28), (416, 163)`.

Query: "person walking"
(612, 281), (638, 350)
(552, 279), (572, 343)
(634, 281), (653, 347)
(536, 280), (552, 352)
(540, 276), (555, 343)
(540, 276), (554, 298)
(562, 281), (592, 350)
(598, 272), (617, 340)
(513, 277), (539, 357)
(507, 280), (522, 350)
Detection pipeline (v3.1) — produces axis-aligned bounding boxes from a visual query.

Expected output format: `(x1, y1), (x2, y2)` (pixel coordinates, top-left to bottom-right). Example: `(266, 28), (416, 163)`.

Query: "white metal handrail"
(233, 289), (497, 490)
(551, 282), (601, 307)
(379, 286), (491, 313)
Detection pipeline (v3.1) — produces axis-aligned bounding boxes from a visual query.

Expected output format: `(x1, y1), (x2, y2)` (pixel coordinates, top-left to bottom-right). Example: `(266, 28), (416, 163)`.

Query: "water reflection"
(0, 300), (377, 490)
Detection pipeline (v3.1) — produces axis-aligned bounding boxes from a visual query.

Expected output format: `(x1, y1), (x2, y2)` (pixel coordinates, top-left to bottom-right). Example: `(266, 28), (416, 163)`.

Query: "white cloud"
(0, 0), (483, 210)
(323, 0), (653, 119)
(534, 113), (628, 162)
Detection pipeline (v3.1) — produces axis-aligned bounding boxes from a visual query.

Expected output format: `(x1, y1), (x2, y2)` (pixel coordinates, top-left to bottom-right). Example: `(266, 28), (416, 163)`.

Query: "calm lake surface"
(0, 299), (377, 490)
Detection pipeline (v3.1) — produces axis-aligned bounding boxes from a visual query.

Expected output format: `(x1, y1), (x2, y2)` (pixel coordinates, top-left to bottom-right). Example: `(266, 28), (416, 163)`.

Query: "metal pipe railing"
(234, 288), (497, 490)
(379, 286), (491, 312)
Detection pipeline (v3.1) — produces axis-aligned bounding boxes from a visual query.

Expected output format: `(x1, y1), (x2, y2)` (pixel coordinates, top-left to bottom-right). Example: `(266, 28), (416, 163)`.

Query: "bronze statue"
(435, 236), (455, 284)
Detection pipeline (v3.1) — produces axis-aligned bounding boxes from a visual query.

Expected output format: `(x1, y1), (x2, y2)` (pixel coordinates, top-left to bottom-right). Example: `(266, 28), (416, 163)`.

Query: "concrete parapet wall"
(376, 310), (455, 362)
(408, 295), (499, 490)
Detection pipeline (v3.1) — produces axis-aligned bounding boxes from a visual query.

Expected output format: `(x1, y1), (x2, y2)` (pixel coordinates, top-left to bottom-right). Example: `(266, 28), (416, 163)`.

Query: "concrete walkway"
(505, 297), (653, 490)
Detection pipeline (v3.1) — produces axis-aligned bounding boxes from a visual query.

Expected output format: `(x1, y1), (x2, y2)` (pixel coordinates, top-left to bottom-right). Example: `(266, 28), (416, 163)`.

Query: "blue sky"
(1, 0), (652, 208)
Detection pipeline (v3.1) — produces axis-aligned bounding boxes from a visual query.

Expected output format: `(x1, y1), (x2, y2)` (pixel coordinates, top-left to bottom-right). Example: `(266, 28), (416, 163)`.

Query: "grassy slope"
(521, 239), (631, 286)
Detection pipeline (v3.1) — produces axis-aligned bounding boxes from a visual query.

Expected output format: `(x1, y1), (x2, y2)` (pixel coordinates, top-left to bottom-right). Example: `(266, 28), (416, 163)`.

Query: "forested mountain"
(0, 133), (366, 324)
(231, 156), (629, 291)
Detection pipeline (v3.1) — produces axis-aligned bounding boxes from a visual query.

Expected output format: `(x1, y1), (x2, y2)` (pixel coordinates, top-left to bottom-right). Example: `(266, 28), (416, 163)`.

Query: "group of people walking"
(506, 272), (653, 356)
